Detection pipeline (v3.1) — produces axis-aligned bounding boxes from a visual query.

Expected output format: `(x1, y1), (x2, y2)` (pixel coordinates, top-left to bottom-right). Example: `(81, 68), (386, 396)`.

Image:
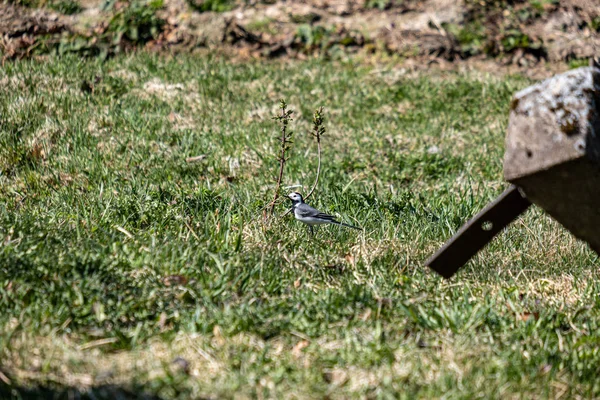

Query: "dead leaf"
(519, 312), (540, 322)
(344, 253), (355, 264)
(213, 325), (225, 346)
(539, 364), (552, 374)
(163, 275), (188, 287)
(59, 173), (74, 185)
(359, 308), (372, 321)
(29, 143), (44, 161)
(158, 312), (167, 331)
(377, 298), (393, 308)
(292, 340), (309, 358)
(322, 369), (348, 385)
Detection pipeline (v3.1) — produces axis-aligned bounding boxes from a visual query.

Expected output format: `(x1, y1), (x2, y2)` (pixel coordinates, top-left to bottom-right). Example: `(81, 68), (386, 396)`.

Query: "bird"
(287, 192), (362, 235)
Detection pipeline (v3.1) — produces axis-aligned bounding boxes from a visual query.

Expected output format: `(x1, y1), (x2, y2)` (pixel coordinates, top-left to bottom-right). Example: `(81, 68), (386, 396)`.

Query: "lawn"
(1, 53), (599, 399)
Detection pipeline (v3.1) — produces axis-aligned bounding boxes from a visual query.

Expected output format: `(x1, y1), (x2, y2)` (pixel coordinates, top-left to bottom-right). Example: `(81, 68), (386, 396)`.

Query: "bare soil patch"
(1, 0), (598, 75)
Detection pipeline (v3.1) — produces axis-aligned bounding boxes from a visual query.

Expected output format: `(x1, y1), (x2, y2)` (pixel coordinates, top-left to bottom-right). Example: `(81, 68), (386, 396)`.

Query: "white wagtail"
(287, 192), (361, 235)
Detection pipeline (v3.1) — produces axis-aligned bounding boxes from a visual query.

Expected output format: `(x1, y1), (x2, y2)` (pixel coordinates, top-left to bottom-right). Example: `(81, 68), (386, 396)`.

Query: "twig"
(78, 337), (119, 350)
(0, 370), (11, 385)
(304, 107), (325, 201)
(115, 226), (133, 239)
(281, 207), (294, 217)
(428, 13), (447, 37)
(267, 100), (293, 218)
(186, 155), (206, 163)
(184, 218), (200, 241)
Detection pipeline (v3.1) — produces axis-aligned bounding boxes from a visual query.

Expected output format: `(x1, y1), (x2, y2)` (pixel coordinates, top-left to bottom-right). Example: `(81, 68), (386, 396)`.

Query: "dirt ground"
(0, 0), (599, 78)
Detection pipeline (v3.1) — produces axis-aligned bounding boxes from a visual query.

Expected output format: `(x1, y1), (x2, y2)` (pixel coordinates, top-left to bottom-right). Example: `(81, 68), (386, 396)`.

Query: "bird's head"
(287, 192), (303, 204)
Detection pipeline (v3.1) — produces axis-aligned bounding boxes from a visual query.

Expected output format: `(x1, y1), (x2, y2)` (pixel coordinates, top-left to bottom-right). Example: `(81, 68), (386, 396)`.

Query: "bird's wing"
(314, 212), (337, 221)
(295, 203), (336, 220)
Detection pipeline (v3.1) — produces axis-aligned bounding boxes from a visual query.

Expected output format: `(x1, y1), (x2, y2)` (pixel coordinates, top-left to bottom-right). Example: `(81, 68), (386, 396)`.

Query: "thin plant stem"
(267, 100), (293, 218)
(281, 107), (325, 217)
(305, 107), (325, 201)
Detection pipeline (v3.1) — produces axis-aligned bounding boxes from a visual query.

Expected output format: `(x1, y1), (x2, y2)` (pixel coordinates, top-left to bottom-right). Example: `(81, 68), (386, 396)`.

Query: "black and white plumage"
(287, 192), (361, 235)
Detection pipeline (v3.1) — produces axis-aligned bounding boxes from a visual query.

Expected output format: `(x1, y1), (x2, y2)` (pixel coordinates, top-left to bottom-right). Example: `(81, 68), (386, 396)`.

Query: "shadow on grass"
(0, 382), (163, 400)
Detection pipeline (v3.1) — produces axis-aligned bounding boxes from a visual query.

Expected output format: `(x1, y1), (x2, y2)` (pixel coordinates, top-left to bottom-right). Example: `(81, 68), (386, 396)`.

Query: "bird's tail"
(335, 221), (362, 231)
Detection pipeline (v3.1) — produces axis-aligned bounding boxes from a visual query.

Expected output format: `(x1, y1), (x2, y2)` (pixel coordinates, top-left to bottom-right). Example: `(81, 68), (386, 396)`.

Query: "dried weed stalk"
(267, 100), (294, 218)
(304, 106), (325, 201)
(280, 106), (326, 218)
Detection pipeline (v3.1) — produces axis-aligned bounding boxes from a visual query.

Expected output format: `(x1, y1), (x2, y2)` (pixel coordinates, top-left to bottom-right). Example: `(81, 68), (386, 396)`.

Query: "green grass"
(1, 53), (599, 399)
(187, 0), (235, 13)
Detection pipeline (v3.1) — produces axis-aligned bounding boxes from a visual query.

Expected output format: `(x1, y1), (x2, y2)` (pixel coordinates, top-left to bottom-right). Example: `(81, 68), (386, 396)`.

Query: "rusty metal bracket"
(425, 185), (531, 279)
